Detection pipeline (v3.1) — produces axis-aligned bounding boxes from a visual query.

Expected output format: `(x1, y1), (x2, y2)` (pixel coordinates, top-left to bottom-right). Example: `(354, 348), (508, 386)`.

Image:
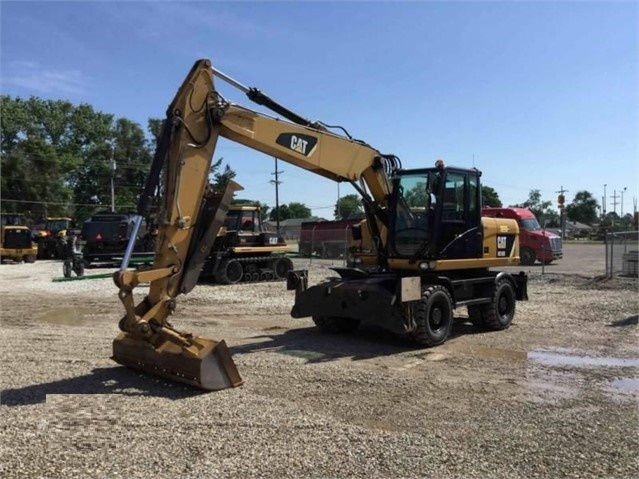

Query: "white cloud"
(2, 61), (88, 96)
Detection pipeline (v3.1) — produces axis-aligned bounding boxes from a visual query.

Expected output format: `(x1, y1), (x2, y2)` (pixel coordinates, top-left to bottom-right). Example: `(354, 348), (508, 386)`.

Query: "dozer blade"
(112, 333), (243, 391)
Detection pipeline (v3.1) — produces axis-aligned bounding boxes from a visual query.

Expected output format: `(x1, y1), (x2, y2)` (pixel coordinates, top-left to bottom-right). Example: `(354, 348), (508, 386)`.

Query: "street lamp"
(620, 187), (627, 217)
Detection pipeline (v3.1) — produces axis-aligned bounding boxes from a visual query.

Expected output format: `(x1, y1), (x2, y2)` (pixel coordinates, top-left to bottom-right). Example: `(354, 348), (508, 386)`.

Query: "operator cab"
(223, 207), (260, 233)
(389, 163), (482, 260)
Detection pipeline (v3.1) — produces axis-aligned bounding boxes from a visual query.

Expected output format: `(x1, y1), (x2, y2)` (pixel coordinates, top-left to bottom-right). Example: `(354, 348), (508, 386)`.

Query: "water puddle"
(525, 348), (639, 403)
(609, 377), (639, 394)
(278, 349), (327, 362)
(38, 306), (91, 326)
(528, 350), (639, 368)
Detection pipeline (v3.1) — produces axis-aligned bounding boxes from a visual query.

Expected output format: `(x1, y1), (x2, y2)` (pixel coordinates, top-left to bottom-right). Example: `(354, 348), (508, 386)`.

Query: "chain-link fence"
(605, 231), (639, 278)
(298, 225), (353, 265)
(296, 224), (639, 278)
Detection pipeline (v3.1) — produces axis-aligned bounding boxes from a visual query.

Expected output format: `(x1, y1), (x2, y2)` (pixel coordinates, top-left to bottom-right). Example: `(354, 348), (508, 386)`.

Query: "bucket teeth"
(112, 333), (243, 390)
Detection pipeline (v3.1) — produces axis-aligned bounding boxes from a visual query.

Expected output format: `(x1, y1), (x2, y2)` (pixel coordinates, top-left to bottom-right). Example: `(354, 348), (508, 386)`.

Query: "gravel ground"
(1, 256), (637, 479)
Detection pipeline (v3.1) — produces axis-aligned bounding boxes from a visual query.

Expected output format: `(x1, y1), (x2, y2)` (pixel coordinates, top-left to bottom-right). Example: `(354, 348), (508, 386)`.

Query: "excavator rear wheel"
(467, 278), (516, 331)
(483, 278), (516, 330)
(410, 285), (453, 347)
(312, 316), (360, 334)
(216, 259), (244, 284)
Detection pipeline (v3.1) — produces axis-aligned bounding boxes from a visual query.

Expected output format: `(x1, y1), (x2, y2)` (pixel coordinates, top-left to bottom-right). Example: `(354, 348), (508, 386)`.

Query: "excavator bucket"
(111, 178), (246, 391)
(112, 332), (243, 390)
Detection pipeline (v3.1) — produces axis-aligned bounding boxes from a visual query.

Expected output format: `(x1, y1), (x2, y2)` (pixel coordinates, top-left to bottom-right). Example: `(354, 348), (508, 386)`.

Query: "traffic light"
(558, 194), (565, 209)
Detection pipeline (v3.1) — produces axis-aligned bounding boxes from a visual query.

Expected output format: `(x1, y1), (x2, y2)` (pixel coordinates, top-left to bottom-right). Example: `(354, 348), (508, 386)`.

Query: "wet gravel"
(1, 259), (637, 478)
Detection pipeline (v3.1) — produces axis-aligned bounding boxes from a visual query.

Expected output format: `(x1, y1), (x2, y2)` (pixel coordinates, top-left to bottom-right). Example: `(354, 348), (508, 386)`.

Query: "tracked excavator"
(111, 59), (527, 390)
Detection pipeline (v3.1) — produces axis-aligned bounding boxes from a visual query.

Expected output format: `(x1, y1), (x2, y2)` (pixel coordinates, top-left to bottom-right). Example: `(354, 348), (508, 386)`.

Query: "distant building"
(264, 217), (327, 239)
(564, 221), (594, 238)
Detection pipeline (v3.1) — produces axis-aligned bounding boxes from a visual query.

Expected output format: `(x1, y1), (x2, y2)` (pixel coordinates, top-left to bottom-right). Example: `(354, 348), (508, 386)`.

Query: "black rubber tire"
(273, 257), (294, 279)
(520, 247), (536, 266)
(312, 316), (361, 334)
(23, 254), (36, 264)
(63, 261), (72, 278)
(216, 259), (243, 284)
(411, 285), (453, 347)
(74, 261), (85, 277)
(482, 278), (516, 330)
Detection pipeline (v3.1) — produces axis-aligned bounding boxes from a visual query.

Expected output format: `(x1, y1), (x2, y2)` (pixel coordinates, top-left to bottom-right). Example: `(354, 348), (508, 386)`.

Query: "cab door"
(436, 170), (482, 259)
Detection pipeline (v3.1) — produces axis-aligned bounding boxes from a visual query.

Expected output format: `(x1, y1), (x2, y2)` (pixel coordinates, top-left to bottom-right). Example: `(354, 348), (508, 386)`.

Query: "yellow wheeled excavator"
(111, 59), (527, 390)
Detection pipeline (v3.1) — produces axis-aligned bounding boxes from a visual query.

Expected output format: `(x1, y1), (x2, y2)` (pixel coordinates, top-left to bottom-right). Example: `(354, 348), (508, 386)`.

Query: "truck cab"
(482, 207), (562, 265)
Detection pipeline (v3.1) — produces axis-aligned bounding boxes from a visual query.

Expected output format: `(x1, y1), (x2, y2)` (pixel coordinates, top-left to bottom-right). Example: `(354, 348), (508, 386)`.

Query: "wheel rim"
(498, 288), (514, 318)
(429, 306), (443, 329)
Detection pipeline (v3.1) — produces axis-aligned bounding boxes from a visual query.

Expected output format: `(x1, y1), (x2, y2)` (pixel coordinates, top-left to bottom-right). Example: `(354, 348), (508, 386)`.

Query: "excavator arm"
(111, 59), (398, 390)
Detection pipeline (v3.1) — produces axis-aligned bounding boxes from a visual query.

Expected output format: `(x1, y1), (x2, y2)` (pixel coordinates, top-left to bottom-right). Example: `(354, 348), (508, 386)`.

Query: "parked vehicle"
(482, 207), (562, 265)
(0, 213), (38, 263)
(79, 212), (155, 266)
(32, 217), (75, 259)
(299, 218), (362, 258)
(200, 204), (293, 284)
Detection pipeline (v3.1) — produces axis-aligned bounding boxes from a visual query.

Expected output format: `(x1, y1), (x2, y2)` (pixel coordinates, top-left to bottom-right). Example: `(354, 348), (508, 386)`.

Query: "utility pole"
(611, 190), (620, 216)
(603, 184), (607, 216)
(611, 190), (620, 230)
(270, 158), (283, 235)
(109, 141), (117, 213)
(337, 183), (341, 219)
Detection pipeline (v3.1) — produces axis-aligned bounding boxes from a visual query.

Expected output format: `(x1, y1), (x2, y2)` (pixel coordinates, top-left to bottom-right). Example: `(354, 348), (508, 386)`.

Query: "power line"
(1, 198), (136, 208)
(3, 177), (145, 189)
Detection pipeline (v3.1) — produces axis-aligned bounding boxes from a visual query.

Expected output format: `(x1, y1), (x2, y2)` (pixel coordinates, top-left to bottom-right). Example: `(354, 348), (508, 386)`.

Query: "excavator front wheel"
(411, 285), (453, 347)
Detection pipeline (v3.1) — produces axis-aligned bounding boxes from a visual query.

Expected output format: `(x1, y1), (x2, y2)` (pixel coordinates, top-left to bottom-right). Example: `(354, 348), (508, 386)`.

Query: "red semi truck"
(482, 207), (562, 265)
(299, 218), (361, 258)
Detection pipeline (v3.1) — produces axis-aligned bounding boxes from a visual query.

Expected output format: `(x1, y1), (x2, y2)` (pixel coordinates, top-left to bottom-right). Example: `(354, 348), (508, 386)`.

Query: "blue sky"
(2, 0), (637, 218)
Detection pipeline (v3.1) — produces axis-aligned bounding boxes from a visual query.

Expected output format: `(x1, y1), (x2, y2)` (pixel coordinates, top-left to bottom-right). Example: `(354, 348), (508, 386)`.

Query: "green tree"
(565, 190), (598, 225)
(481, 185), (502, 207)
(72, 117), (151, 221)
(1, 95), (156, 223)
(269, 204), (290, 221)
(1, 96), (92, 219)
(335, 194), (362, 219)
(287, 202), (312, 218)
(212, 163), (236, 191)
(269, 202), (311, 221)
(513, 190), (552, 218)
